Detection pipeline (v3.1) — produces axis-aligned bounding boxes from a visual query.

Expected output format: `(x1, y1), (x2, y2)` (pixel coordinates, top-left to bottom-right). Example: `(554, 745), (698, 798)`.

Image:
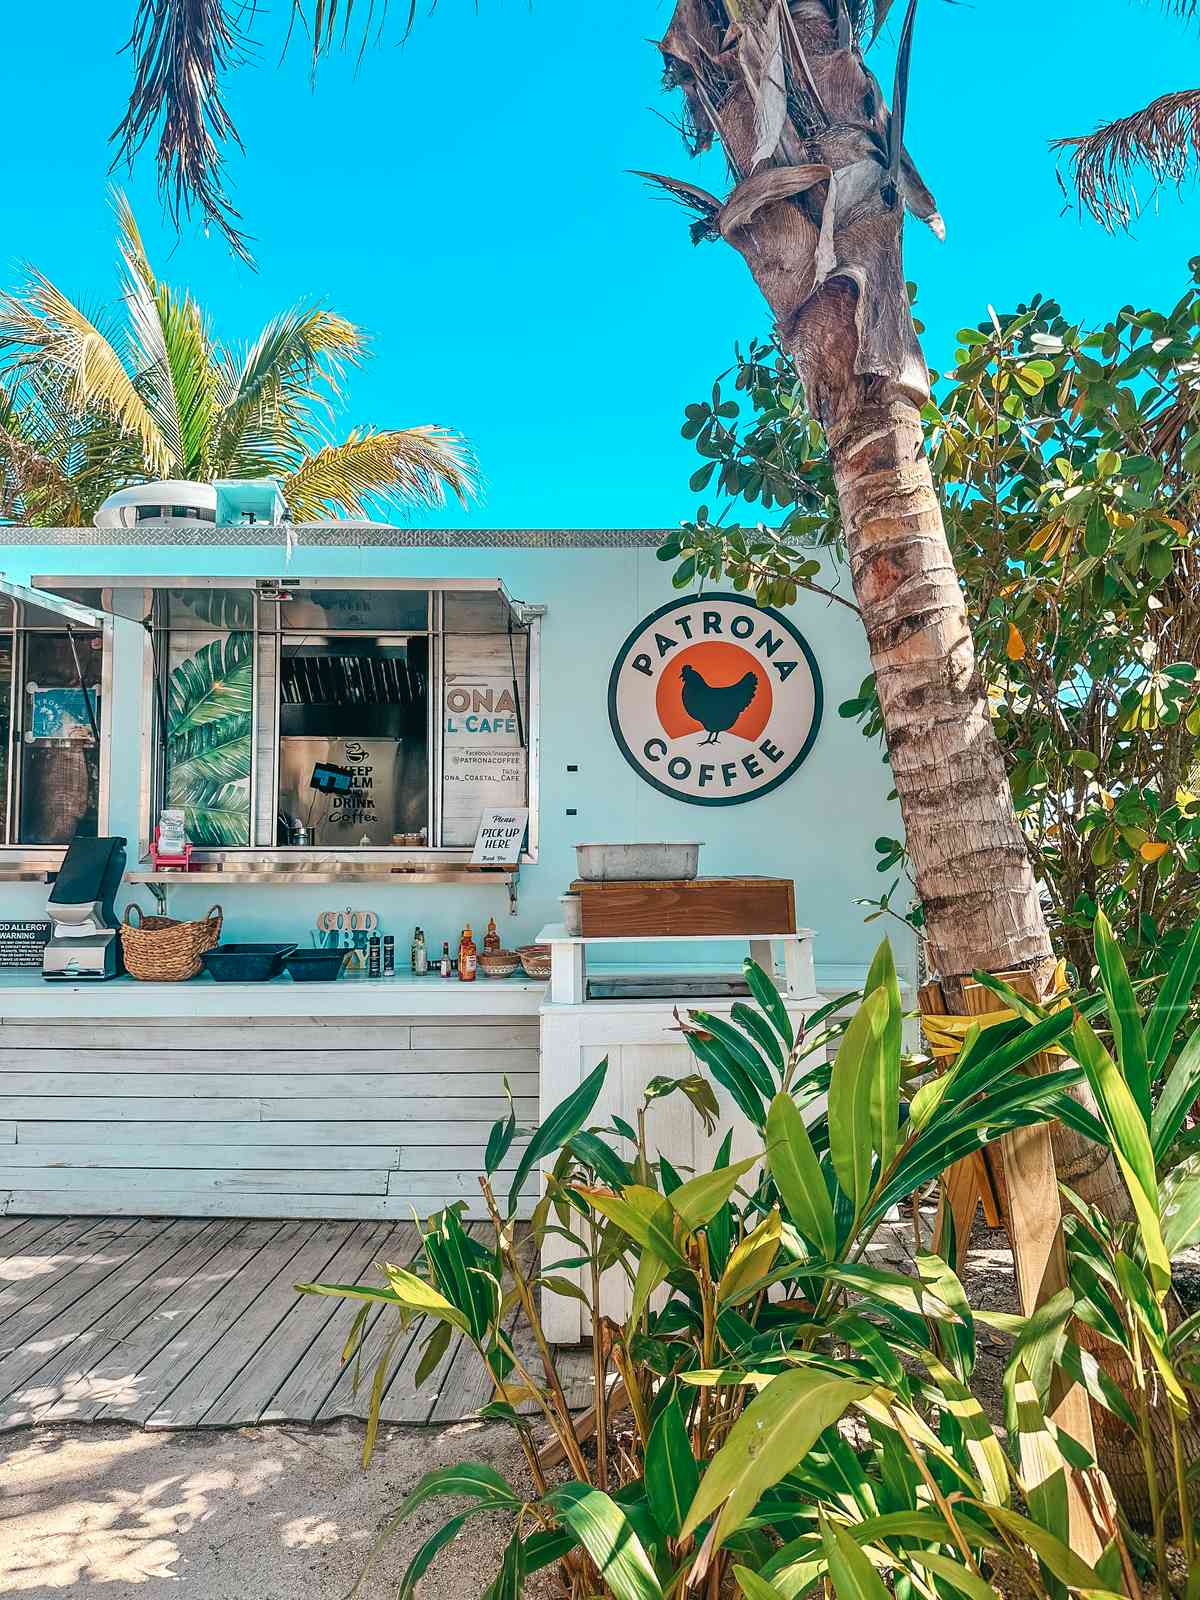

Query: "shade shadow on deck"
(0, 1215), (592, 1432)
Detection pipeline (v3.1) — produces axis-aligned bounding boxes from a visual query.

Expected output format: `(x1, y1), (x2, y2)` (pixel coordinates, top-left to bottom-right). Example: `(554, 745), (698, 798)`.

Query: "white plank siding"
(1, 1015), (540, 1220)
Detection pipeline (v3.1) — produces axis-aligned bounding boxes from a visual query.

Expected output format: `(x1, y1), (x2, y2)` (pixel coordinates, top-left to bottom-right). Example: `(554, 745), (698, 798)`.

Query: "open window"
(0, 578), (110, 853)
(34, 576), (540, 863)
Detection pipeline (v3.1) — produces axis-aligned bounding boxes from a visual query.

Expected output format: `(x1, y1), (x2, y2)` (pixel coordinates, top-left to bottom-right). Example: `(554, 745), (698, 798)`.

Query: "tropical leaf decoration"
(164, 632), (251, 845)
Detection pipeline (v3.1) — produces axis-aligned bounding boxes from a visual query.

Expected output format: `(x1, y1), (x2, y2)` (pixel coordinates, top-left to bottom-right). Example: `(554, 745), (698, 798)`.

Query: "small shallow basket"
(120, 902), (223, 982)
(517, 943), (551, 980)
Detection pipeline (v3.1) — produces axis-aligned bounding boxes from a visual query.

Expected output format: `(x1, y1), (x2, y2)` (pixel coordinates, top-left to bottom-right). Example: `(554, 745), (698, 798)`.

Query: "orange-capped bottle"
(458, 924), (477, 982)
(484, 916), (500, 954)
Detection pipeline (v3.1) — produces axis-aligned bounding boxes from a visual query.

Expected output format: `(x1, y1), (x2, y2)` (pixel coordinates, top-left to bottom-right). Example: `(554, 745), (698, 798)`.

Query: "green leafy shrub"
(297, 927), (1200, 1598)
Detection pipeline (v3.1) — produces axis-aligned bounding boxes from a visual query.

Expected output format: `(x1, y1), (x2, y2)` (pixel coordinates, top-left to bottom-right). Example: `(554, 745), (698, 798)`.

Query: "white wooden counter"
(536, 926), (822, 1341)
(0, 970), (543, 1221)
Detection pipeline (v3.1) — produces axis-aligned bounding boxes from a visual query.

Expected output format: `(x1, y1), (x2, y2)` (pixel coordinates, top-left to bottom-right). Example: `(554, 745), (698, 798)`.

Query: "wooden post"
(959, 967), (1104, 1563)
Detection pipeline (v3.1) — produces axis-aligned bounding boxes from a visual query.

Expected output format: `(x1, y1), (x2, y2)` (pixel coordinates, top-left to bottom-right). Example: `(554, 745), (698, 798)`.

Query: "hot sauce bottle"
(440, 941), (452, 977)
(458, 924), (478, 982)
(483, 916), (500, 955)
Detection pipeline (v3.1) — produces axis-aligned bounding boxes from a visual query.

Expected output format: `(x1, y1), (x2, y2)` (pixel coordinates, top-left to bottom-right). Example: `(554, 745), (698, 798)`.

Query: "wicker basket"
(121, 902), (223, 982)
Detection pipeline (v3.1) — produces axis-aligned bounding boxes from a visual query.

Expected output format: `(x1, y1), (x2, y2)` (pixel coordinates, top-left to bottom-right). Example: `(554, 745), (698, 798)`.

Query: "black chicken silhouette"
(680, 663), (759, 745)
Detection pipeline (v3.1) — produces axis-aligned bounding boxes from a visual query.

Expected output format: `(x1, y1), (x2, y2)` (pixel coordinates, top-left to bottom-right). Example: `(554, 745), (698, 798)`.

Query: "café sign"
(608, 594), (823, 806)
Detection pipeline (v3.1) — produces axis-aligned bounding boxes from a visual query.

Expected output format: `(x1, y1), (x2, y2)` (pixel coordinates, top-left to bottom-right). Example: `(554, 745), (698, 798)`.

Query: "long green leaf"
(766, 1091), (836, 1259)
(580, 1184), (690, 1274)
(645, 1396), (699, 1539)
(544, 1482), (663, 1600)
(669, 1153), (761, 1232)
(507, 1058), (607, 1216)
(734, 1569), (790, 1600)
(827, 987), (888, 1217)
(1146, 916), (1200, 1076)
(680, 1369), (870, 1546)
(1161, 1152), (1200, 1256)
(1151, 1020), (1200, 1165)
(1070, 1015), (1157, 1207)
(686, 1031), (765, 1127)
(483, 1531), (524, 1600)
(394, 1511), (471, 1600)
(819, 1513), (890, 1600)
(1094, 910), (1151, 1123)
(691, 1010), (776, 1097)
(863, 939), (902, 1169)
(744, 958), (794, 1049)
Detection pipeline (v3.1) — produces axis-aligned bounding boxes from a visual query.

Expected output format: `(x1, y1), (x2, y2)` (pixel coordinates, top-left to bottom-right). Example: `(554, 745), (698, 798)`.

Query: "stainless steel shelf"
(126, 869), (517, 886)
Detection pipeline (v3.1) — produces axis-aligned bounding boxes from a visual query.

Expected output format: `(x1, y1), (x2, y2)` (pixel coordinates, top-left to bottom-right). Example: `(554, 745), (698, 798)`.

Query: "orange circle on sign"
(655, 641), (772, 742)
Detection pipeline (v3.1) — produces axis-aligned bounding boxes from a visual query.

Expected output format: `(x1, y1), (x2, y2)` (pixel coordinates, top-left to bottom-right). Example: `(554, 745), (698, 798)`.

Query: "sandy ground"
(0, 1420), (552, 1599)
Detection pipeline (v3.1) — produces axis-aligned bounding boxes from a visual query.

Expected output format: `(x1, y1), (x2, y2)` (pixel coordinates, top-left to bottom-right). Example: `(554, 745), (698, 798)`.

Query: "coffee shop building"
(0, 494), (910, 1225)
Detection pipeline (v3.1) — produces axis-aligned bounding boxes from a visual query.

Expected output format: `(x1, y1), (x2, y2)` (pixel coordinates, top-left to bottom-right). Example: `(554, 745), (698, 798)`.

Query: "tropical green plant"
(977, 912), (1200, 1585)
(0, 195), (473, 526)
(163, 631), (252, 845)
(297, 939), (1176, 1599)
(664, 266), (1200, 987)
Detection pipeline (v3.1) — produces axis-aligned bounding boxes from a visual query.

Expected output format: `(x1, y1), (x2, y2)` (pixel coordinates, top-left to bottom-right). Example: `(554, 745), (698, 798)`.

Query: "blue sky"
(3, 1), (1199, 530)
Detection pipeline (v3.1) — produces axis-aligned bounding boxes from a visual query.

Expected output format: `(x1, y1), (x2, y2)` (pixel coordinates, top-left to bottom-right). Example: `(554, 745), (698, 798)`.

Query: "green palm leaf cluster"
(0, 194), (474, 526)
(164, 631), (253, 846)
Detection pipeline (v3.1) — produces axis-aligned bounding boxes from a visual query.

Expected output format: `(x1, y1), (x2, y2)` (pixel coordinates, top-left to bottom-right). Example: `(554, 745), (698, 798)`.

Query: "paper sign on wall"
(471, 807), (529, 865)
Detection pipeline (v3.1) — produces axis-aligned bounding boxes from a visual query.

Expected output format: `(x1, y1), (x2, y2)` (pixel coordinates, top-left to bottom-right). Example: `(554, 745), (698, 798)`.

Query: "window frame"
(34, 575), (539, 867)
(0, 577), (113, 866)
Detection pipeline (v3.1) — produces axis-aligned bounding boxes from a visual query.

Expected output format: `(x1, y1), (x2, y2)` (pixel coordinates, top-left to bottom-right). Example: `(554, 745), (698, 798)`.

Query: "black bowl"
(284, 949), (348, 983)
(201, 943), (297, 982)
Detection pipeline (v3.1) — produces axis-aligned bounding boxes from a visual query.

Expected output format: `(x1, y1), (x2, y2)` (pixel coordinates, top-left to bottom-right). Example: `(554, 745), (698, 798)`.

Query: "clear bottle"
(440, 941), (452, 978)
(411, 926), (426, 974)
(483, 916), (500, 955)
(458, 924), (477, 982)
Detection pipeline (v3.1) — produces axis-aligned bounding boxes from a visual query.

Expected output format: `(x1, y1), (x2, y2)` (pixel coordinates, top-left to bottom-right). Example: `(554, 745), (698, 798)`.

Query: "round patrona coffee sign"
(608, 593), (823, 806)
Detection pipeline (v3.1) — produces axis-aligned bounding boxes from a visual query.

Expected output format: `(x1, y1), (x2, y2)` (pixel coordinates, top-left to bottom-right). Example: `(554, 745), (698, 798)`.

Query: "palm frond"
(117, 196), (219, 474)
(110, 0), (253, 263)
(281, 425), (474, 520)
(210, 306), (367, 473)
(0, 267), (170, 473)
(1053, 87), (1200, 227)
(166, 632), (254, 737)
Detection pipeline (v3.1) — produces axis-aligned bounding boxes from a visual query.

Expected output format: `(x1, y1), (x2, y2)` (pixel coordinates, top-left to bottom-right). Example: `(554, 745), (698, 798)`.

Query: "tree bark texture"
(658, 0), (1049, 984)
(658, 0), (1199, 1516)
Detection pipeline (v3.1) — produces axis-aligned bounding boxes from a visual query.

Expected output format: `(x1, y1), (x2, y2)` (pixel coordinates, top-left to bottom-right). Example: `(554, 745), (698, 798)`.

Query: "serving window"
(34, 576), (538, 861)
(0, 580), (109, 853)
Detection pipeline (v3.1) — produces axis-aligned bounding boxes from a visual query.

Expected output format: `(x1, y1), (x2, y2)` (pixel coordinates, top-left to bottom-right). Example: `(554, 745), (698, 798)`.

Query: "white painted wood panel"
(1, 1006), (537, 1222)
(1, 1097), (263, 1122)
(20, 1120), (526, 1147)
(0, 1050), (538, 1075)
(0, 1070), (539, 1098)
(257, 1096), (535, 1122)
(4, 1192), (531, 1220)
(15, 1169), (391, 1196)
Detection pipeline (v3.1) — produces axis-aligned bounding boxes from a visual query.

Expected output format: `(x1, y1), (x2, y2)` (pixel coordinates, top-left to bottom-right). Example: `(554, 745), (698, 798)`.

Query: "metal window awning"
(33, 575), (542, 632)
(0, 576), (108, 633)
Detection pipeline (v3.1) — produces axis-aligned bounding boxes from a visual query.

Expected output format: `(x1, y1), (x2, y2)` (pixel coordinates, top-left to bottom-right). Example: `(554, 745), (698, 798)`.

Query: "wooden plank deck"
(0, 1214), (581, 1432)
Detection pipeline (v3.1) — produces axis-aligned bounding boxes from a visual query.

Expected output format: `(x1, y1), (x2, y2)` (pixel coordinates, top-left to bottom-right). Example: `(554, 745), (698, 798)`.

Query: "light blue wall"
(0, 539), (906, 987)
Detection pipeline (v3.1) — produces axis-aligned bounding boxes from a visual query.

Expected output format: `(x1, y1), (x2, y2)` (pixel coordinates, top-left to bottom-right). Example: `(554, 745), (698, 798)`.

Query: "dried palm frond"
(281, 425), (474, 520)
(1053, 87), (1200, 227)
(632, 172), (723, 244)
(110, 0), (253, 262)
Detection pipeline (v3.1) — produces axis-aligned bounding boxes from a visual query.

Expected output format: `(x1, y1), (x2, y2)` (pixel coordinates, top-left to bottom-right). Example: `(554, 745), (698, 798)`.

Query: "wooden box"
(569, 876), (796, 938)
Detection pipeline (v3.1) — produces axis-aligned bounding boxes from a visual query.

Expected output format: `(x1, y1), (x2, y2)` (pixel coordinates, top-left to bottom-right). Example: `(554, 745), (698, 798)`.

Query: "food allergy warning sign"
(608, 594), (822, 806)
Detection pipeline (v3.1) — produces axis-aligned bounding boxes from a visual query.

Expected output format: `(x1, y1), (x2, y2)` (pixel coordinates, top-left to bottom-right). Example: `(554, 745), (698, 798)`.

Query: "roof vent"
(94, 480), (217, 530)
(215, 478), (287, 526)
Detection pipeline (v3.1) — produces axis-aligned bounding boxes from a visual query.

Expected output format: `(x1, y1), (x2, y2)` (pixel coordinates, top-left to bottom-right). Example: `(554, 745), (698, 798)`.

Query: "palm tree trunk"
(659, 0), (1196, 1517)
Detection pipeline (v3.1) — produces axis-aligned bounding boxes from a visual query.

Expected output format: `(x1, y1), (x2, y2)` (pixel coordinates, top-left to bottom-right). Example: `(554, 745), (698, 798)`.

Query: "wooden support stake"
(961, 967), (1104, 1564)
